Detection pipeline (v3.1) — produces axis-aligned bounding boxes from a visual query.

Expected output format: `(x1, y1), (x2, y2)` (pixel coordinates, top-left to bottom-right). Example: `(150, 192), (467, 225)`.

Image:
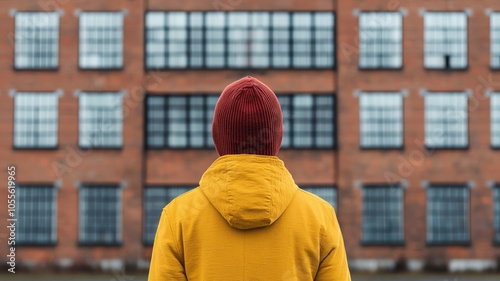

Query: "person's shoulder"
(162, 187), (209, 217)
(294, 188), (336, 214)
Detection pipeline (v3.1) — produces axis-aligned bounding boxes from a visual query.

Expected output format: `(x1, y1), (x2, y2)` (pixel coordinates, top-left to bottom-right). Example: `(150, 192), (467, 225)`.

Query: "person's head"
(212, 76), (283, 156)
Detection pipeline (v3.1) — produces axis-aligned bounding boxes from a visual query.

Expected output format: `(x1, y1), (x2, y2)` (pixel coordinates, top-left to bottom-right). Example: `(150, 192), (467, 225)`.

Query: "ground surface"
(1, 273), (499, 281)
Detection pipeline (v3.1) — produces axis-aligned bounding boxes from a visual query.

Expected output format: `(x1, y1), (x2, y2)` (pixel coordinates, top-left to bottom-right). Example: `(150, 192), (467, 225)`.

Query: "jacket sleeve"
(315, 209), (351, 281)
(148, 208), (187, 281)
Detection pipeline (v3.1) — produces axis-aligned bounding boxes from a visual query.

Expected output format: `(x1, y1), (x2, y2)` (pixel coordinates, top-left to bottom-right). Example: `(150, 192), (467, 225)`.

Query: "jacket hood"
(199, 154), (298, 230)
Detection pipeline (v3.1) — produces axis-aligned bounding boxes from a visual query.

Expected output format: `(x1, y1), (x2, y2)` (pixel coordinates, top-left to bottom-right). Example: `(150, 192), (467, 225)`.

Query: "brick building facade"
(0, 0), (500, 273)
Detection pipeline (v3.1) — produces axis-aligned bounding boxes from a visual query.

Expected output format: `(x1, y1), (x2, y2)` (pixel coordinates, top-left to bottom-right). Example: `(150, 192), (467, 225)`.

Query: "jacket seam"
(164, 208), (183, 261)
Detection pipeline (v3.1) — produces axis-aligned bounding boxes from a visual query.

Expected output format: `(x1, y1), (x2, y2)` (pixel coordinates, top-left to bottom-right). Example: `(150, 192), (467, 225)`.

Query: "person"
(148, 76), (351, 280)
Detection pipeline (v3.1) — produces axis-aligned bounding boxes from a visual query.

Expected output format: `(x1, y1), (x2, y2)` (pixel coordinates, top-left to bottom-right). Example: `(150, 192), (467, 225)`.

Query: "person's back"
(148, 76), (351, 281)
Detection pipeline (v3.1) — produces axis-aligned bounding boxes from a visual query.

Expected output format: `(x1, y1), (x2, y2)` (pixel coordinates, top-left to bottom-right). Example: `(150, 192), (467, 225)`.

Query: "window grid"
(424, 12), (468, 70)
(79, 185), (121, 245)
(146, 95), (218, 148)
(278, 94), (335, 148)
(16, 185), (57, 245)
(425, 92), (468, 148)
(301, 186), (337, 210)
(15, 12), (59, 69)
(359, 92), (403, 148)
(491, 93), (500, 147)
(79, 92), (123, 148)
(359, 12), (402, 69)
(79, 12), (123, 69)
(143, 186), (194, 245)
(14, 92), (59, 148)
(490, 13), (500, 69)
(494, 185), (500, 243)
(427, 185), (470, 244)
(362, 185), (404, 244)
(145, 11), (334, 69)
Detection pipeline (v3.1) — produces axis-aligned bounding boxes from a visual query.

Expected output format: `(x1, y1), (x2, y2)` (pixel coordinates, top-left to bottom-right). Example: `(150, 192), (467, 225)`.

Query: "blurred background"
(1, 0), (500, 279)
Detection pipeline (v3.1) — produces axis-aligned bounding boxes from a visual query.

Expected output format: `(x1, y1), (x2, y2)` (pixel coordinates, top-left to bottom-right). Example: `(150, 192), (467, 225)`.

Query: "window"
(424, 12), (467, 70)
(14, 92), (59, 148)
(362, 185), (404, 244)
(145, 11), (334, 69)
(79, 184), (121, 245)
(79, 12), (123, 69)
(424, 92), (468, 149)
(143, 186), (193, 245)
(15, 12), (59, 69)
(494, 185), (500, 243)
(359, 92), (403, 148)
(427, 184), (470, 244)
(16, 185), (57, 245)
(490, 13), (500, 68)
(79, 92), (123, 148)
(491, 93), (500, 147)
(359, 12), (402, 69)
(278, 94), (335, 148)
(301, 186), (337, 210)
(146, 95), (218, 148)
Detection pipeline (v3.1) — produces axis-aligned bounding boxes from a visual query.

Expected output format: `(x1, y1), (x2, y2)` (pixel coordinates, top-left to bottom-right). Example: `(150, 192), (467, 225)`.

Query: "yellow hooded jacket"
(148, 154), (351, 280)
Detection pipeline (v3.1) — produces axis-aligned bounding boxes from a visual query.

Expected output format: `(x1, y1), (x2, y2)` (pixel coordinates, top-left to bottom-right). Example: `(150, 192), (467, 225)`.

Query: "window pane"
(491, 13), (500, 68)
(360, 92), (403, 148)
(427, 185), (470, 244)
(424, 12), (467, 69)
(79, 12), (124, 69)
(425, 92), (468, 148)
(15, 12), (59, 69)
(17, 185), (57, 245)
(359, 12), (402, 69)
(491, 94), (500, 147)
(146, 95), (219, 148)
(145, 12), (334, 69)
(14, 92), (59, 148)
(494, 186), (500, 243)
(79, 185), (121, 245)
(362, 185), (404, 244)
(79, 93), (123, 148)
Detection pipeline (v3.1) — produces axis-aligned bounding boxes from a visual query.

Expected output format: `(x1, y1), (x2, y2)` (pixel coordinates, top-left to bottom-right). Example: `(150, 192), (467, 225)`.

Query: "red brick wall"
(1, 0), (500, 272)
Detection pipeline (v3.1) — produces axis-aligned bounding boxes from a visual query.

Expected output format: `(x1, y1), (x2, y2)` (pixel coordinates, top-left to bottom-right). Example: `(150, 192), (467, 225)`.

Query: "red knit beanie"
(212, 76), (283, 156)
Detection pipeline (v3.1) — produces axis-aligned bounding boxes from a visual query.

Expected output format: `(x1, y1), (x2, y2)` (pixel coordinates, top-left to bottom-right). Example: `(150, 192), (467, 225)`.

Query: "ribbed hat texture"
(212, 76), (283, 156)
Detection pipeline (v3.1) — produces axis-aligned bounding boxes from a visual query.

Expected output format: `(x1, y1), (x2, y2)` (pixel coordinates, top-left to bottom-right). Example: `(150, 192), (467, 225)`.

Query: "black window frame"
(278, 94), (336, 149)
(143, 185), (194, 246)
(358, 11), (403, 70)
(144, 11), (335, 70)
(423, 11), (468, 70)
(14, 11), (60, 70)
(361, 184), (405, 246)
(13, 91), (59, 149)
(145, 93), (336, 150)
(145, 94), (219, 149)
(359, 91), (404, 149)
(494, 184), (500, 245)
(78, 184), (122, 246)
(426, 184), (470, 246)
(16, 184), (58, 246)
(78, 11), (124, 70)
